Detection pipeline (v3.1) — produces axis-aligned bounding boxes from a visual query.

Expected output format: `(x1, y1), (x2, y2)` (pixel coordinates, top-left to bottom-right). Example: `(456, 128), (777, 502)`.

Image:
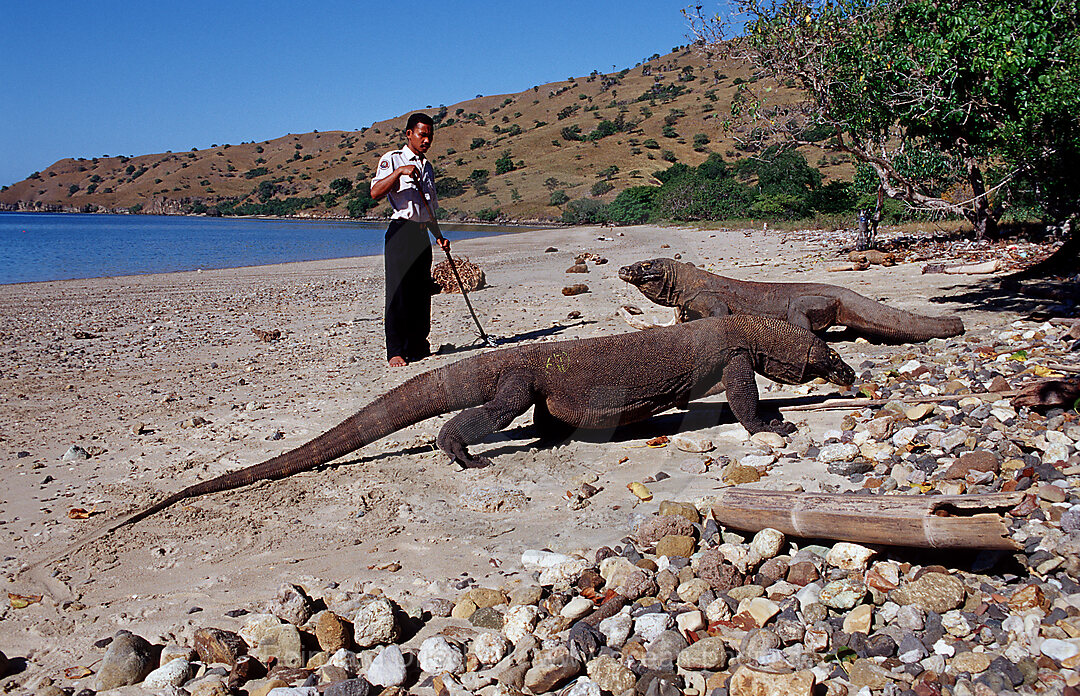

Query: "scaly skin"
(619, 258), (964, 343)
(99, 315), (853, 535)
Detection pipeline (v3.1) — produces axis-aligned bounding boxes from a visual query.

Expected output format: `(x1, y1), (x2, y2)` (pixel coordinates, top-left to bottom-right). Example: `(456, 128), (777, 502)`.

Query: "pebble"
(93, 630), (157, 691)
(728, 665), (816, 696)
(749, 528), (785, 560)
(598, 611), (632, 648)
(524, 646), (581, 692)
(826, 542), (875, 570)
(142, 658), (192, 690)
(351, 597), (398, 647)
(472, 632), (510, 665)
(586, 656), (636, 694)
(818, 442), (859, 463)
(193, 627), (247, 667)
(750, 431), (787, 449)
(818, 577), (867, 610)
(671, 433), (714, 452)
(418, 636), (465, 675)
(891, 572), (966, 614)
(560, 596), (593, 620)
(366, 645), (406, 687)
(677, 636), (728, 670)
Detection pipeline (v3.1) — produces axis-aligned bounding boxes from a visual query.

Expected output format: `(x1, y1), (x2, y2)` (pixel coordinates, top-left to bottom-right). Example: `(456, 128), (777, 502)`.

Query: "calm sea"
(0, 212), (539, 285)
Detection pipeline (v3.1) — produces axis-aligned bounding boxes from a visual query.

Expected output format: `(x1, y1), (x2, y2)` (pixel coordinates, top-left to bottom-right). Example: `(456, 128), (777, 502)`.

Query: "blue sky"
(0, 1), (710, 187)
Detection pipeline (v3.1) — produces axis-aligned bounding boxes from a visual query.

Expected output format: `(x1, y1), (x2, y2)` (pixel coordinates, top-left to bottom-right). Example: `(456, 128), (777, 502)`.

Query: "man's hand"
(397, 164), (420, 182)
(437, 237), (451, 252)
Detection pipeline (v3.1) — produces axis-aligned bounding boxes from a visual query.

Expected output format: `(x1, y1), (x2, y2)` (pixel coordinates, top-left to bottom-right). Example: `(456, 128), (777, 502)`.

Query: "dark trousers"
(384, 219), (433, 361)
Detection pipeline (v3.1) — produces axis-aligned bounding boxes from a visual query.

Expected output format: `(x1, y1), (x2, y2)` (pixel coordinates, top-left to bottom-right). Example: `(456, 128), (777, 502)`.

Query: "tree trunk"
(959, 140), (998, 239)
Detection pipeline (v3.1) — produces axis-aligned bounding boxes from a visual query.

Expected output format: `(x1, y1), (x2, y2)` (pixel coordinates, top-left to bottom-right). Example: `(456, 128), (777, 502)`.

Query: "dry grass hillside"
(0, 46), (851, 222)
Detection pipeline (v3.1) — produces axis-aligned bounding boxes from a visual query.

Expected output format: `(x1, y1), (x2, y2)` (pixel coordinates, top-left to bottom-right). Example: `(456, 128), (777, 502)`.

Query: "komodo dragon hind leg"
(436, 372), (535, 468)
(723, 352), (796, 435)
(787, 296), (840, 333)
(532, 400), (577, 445)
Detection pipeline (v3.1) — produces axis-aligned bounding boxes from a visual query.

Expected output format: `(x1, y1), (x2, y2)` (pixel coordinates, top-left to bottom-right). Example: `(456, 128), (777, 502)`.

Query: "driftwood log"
(711, 489), (1023, 550)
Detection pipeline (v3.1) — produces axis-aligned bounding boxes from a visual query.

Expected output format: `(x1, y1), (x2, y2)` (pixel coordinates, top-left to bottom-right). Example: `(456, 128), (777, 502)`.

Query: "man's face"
(406, 123), (434, 156)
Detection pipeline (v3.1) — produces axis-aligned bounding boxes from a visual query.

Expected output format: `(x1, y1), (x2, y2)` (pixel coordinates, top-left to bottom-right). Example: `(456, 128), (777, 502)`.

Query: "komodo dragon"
(90, 315), (855, 535)
(619, 258), (964, 343)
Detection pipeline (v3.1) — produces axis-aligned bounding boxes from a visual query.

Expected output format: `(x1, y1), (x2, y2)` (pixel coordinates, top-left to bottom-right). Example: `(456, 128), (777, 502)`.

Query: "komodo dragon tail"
(835, 288), (964, 342)
(116, 359), (498, 530)
(22, 357), (500, 589)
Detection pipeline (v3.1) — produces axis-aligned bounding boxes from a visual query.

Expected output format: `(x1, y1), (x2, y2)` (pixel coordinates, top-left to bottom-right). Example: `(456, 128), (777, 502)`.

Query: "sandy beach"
(0, 222), (1029, 682)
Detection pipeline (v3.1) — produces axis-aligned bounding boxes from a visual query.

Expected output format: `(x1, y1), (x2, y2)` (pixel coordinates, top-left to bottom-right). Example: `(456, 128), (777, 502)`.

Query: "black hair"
(406, 112), (434, 132)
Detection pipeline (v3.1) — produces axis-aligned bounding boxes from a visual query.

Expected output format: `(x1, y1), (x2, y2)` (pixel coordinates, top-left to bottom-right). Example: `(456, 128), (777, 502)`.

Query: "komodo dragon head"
(618, 258), (682, 305)
(743, 317), (851, 389)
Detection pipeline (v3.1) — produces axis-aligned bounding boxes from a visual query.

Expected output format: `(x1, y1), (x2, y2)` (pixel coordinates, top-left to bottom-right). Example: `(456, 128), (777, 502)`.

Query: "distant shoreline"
(0, 207), (565, 229)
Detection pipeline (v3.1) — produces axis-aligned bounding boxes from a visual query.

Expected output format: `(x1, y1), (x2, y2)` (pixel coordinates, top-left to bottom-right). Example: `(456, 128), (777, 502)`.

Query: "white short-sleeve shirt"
(371, 144), (439, 222)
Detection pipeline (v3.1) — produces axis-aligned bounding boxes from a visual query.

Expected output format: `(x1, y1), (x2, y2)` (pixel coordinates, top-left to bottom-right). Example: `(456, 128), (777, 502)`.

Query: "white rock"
(634, 612), (673, 642)
(563, 677), (602, 696)
(561, 596), (594, 620)
(671, 433), (714, 453)
(472, 632), (510, 665)
(503, 604), (539, 644)
(704, 598), (732, 623)
(1041, 638), (1080, 663)
(741, 454), (777, 468)
(749, 528), (785, 560)
(267, 689), (318, 696)
(539, 558), (590, 587)
(932, 639), (955, 657)
(818, 443), (859, 463)
(750, 432), (787, 449)
(142, 659), (192, 690)
(521, 550), (577, 568)
(826, 542), (875, 570)
(795, 583), (822, 611)
(598, 611), (633, 648)
(328, 648), (360, 676)
(367, 645), (407, 687)
(892, 427), (919, 447)
(1043, 444), (1071, 464)
(719, 543), (751, 573)
(898, 360), (922, 374)
(676, 610), (705, 633)
(239, 613), (282, 647)
(352, 597), (397, 647)
(418, 636), (465, 675)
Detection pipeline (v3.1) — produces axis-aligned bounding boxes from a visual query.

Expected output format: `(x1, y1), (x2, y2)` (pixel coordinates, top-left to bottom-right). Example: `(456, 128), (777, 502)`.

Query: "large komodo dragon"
(619, 258), (964, 343)
(80, 315), (855, 539)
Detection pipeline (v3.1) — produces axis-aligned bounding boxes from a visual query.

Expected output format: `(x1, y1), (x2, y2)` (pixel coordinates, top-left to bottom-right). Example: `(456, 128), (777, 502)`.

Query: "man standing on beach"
(370, 112), (450, 368)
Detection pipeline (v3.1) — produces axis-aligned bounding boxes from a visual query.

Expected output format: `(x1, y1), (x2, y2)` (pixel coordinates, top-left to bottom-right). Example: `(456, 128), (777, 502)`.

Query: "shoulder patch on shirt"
(379, 159), (390, 169)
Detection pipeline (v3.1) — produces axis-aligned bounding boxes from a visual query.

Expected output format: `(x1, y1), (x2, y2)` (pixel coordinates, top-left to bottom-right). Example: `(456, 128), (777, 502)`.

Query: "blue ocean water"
(0, 212), (537, 285)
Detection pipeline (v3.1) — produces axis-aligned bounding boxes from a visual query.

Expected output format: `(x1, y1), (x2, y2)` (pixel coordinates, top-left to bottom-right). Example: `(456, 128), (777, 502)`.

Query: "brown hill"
(0, 47), (850, 222)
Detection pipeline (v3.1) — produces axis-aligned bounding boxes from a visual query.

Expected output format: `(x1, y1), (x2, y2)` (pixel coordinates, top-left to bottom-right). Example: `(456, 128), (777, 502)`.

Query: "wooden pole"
(711, 490), (1024, 550)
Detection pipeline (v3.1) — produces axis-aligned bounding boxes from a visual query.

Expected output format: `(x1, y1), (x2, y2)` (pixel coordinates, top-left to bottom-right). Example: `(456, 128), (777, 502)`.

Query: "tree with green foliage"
(687, 0), (1080, 239)
(562, 198), (608, 224)
(329, 177), (353, 196)
(591, 181), (614, 197)
(549, 190), (570, 206)
(607, 187), (659, 224)
(495, 151), (516, 175)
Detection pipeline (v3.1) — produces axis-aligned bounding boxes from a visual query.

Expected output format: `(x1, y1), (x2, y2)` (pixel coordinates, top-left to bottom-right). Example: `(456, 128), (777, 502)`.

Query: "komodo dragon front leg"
(722, 352), (797, 435)
(436, 371), (535, 468)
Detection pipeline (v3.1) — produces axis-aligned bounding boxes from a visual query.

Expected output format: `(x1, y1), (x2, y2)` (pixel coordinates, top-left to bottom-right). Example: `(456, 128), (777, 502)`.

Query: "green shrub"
(549, 190), (570, 206)
(590, 181), (614, 196)
(561, 198), (608, 224)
